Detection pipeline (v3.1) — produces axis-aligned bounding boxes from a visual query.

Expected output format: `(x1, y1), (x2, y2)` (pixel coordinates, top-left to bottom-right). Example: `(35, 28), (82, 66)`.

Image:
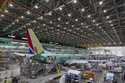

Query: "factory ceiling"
(0, 0), (125, 47)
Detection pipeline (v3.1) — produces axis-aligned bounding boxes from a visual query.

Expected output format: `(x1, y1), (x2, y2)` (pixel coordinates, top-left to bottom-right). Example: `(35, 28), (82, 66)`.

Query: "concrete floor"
(21, 70), (125, 83)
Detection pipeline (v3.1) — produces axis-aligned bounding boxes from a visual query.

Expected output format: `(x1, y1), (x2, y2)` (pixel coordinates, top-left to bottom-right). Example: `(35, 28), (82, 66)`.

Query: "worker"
(4, 77), (11, 83)
(123, 72), (125, 81)
(12, 77), (18, 83)
(4, 77), (7, 83)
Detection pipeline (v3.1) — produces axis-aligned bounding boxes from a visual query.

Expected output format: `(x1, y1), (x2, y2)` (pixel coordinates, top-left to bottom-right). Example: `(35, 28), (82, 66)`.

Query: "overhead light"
(64, 27), (66, 30)
(26, 11), (31, 15)
(20, 16), (24, 19)
(9, 3), (14, 7)
(85, 26), (88, 28)
(106, 16), (110, 19)
(103, 10), (107, 13)
(108, 20), (112, 23)
(68, 13), (71, 17)
(66, 22), (69, 24)
(4, 10), (8, 13)
(15, 19), (19, 23)
(43, 24), (46, 26)
(99, 26), (102, 29)
(48, 11), (52, 16)
(87, 15), (91, 18)
(34, 5), (39, 9)
(57, 17), (61, 21)
(45, 0), (50, 3)
(75, 19), (78, 21)
(1, 14), (5, 17)
(59, 7), (63, 11)
(50, 21), (53, 24)
(73, 0), (77, 3)
(110, 24), (114, 26)
(33, 20), (37, 23)
(92, 19), (96, 23)
(57, 25), (60, 27)
(81, 23), (84, 25)
(72, 25), (74, 27)
(81, 8), (85, 12)
(99, 1), (103, 5)
(96, 23), (99, 26)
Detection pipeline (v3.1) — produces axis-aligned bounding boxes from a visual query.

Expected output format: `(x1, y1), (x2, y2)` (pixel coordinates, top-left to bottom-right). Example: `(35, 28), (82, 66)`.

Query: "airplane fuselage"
(32, 53), (82, 64)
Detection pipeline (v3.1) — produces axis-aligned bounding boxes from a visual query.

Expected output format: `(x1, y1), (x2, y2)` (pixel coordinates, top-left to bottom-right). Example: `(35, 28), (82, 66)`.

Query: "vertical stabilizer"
(26, 29), (44, 54)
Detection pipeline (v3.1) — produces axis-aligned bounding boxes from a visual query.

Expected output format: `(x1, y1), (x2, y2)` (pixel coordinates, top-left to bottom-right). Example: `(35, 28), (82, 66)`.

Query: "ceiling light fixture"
(50, 21), (53, 24)
(43, 24), (46, 26)
(108, 20), (112, 23)
(15, 19), (19, 23)
(85, 26), (88, 28)
(75, 19), (78, 21)
(81, 8), (85, 12)
(57, 25), (60, 27)
(1, 14), (5, 17)
(45, 0), (50, 3)
(68, 13), (71, 17)
(20, 16), (24, 19)
(99, 1), (103, 5)
(81, 23), (84, 25)
(103, 10), (107, 13)
(48, 11), (52, 16)
(92, 19), (96, 23)
(96, 23), (99, 26)
(106, 16), (110, 19)
(64, 27), (66, 30)
(26, 11), (31, 15)
(87, 15), (91, 18)
(110, 24), (114, 26)
(33, 20), (37, 23)
(66, 22), (69, 24)
(72, 25), (74, 27)
(73, 0), (77, 3)
(99, 26), (102, 29)
(59, 7), (63, 11)
(57, 17), (61, 21)
(9, 3), (14, 7)
(34, 5), (39, 9)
